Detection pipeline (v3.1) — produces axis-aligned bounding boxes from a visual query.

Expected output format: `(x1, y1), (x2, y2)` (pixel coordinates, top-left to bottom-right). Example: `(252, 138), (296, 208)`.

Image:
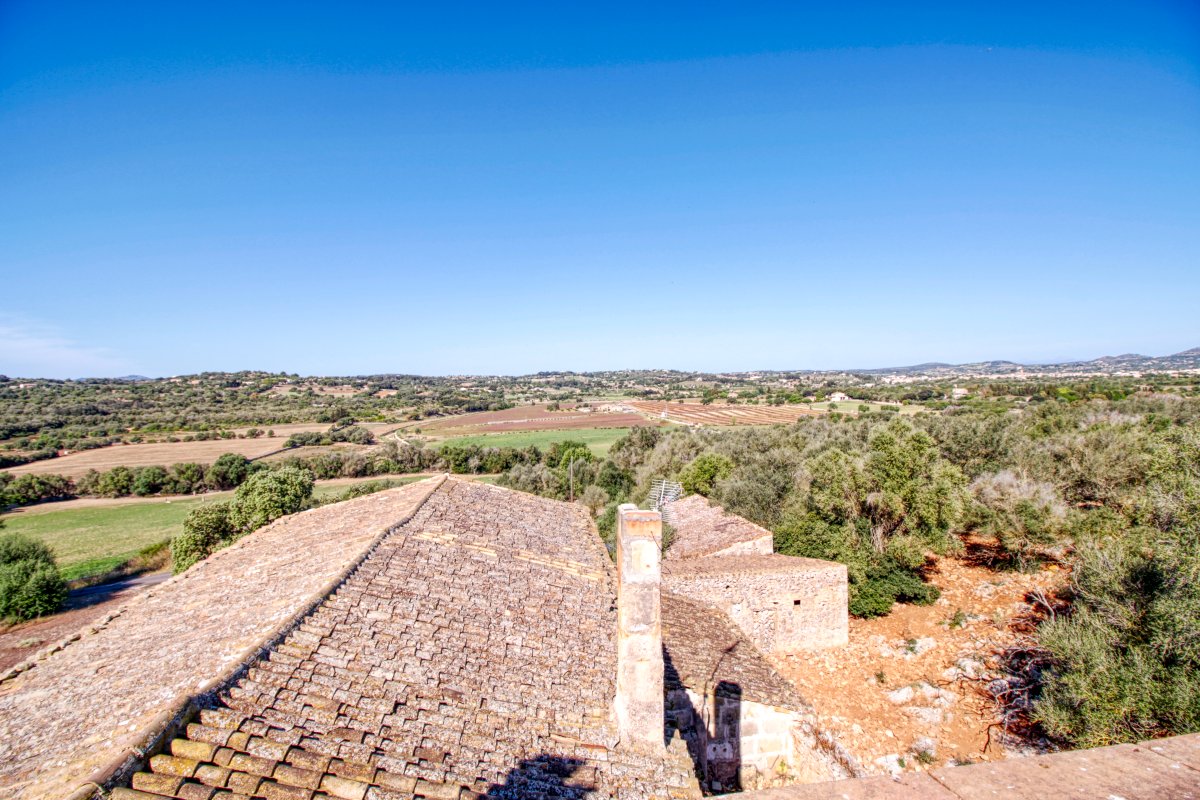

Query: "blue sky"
(1, 1), (1198, 378)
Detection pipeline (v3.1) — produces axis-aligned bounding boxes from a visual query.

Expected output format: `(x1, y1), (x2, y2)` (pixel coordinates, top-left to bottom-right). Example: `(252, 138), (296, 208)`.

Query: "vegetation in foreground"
(0, 531), (68, 622)
(498, 392), (1200, 750)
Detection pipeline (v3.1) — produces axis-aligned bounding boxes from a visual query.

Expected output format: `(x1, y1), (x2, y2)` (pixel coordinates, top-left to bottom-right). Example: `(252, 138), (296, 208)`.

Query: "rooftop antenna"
(649, 478), (683, 524)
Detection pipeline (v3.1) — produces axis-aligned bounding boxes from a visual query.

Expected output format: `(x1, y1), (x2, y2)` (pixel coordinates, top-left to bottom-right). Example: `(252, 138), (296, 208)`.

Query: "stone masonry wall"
(666, 689), (842, 793)
(664, 561), (848, 653)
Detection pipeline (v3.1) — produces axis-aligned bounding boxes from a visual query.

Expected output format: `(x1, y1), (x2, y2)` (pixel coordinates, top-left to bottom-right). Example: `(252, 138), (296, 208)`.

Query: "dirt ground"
(0, 571), (170, 672)
(3, 423), (401, 478)
(776, 545), (1064, 775)
(411, 403), (654, 435)
(624, 400), (825, 426)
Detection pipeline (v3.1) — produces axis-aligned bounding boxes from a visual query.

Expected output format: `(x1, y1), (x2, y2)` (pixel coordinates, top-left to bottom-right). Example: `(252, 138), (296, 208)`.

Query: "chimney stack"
(614, 504), (665, 748)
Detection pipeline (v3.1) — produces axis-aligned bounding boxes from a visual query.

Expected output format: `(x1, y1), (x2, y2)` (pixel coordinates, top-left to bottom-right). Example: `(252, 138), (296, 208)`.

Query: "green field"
(0, 476), (432, 582)
(432, 427), (632, 455)
(1, 496), (221, 581)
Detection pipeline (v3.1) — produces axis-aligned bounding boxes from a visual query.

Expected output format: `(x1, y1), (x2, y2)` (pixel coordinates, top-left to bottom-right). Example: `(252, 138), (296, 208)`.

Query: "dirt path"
(0, 571), (171, 672)
(776, 549), (1064, 775)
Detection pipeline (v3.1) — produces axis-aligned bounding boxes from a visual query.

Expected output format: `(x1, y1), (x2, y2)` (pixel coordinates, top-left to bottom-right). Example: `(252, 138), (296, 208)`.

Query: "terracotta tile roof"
(662, 553), (841, 578)
(108, 478), (700, 800)
(661, 593), (807, 711)
(0, 478), (445, 800)
(663, 495), (773, 560)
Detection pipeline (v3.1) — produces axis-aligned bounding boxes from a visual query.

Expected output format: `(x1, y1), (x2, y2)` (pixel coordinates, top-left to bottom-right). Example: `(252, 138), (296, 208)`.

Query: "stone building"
(0, 477), (849, 800)
(663, 495), (849, 653)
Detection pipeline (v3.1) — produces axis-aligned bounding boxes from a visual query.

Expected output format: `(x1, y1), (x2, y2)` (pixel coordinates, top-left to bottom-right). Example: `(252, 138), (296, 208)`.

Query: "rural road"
(0, 569), (172, 672)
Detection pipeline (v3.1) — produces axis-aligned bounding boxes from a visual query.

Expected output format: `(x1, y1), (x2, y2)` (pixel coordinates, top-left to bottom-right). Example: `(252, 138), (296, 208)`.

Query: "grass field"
(1, 496), (222, 581)
(431, 427), (634, 455)
(0, 475), (432, 582)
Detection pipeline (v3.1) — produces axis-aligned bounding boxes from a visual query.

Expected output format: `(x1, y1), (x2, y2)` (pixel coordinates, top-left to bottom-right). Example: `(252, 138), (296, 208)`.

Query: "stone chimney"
(614, 503), (665, 748)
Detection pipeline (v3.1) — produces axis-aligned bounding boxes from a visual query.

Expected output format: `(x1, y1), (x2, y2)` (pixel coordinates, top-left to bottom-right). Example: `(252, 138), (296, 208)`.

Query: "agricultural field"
(807, 400), (924, 415)
(428, 427), (637, 456)
(1, 475), (431, 582)
(623, 400), (826, 426)
(2, 496), (220, 581)
(408, 403), (658, 436)
(3, 422), (399, 478)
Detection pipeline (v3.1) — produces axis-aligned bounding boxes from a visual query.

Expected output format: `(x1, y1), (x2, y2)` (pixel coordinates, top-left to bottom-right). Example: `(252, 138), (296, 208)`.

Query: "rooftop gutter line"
(56, 473), (448, 800)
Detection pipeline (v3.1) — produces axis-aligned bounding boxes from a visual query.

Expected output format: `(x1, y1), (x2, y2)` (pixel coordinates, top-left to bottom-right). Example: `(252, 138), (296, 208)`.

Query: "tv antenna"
(649, 478), (683, 525)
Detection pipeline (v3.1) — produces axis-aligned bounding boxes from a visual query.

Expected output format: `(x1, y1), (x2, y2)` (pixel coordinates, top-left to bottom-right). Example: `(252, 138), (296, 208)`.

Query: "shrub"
(96, 466), (134, 497)
(1034, 527), (1200, 746)
(0, 532), (67, 620)
(1, 473), (74, 506)
(969, 470), (1068, 569)
(580, 484), (609, 515)
(227, 467), (314, 532)
(678, 453), (734, 497)
(132, 465), (169, 496)
(172, 502), (234, 573)
(166, 462), (206, 494)
(206, 453), (251, 490)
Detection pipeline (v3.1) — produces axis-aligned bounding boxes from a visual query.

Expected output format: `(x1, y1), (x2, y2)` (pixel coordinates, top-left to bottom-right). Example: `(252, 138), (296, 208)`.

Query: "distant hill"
(852, 348), (1200, 377)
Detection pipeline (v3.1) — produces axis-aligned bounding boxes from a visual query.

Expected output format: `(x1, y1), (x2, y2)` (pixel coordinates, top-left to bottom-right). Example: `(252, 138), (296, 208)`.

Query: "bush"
(0, 532), (67, 620)
(969, 470), (1068, 569)
(96, 466), (134, 497)
(1034, 527), (1200, 746)
(132, 465), (169, 496)
(227, 466), (314, 532)
(580, 484), (609, 515)
(172, 502), (234, 573)
(1, 472), (74, 506)
(678, 453), (733, 497)
(206, 453), (251, 490)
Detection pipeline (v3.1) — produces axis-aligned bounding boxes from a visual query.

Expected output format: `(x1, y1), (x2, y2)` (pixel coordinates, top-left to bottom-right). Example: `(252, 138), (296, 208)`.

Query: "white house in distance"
(828, 391), (851, 402)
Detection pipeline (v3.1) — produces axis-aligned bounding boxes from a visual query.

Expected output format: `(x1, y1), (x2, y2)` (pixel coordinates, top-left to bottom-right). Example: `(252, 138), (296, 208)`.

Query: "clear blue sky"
(2, 1), (1198, 378)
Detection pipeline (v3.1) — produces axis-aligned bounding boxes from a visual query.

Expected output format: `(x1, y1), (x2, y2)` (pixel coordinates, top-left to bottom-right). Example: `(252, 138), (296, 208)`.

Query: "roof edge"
(60, 474), (450, 800)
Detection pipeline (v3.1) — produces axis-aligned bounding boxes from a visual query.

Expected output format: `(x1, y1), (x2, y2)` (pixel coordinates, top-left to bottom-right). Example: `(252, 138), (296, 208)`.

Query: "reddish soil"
(412, 403), (657, 434)
(0, 572), (170, 672)
(776, 548), (1065, 775)
(624, 400), (825, 426)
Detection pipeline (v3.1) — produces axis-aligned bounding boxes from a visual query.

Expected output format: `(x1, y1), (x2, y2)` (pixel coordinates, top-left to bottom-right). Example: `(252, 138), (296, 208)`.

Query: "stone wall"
(664, 556), (848, 653)
(666, 688), (844, 793)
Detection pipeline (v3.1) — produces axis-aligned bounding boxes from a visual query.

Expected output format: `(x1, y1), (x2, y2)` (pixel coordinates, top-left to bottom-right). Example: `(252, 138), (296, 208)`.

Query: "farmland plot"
(412, 403), (655, 436)
(3, 422), (398, 477)
(623, 400), (825, 426)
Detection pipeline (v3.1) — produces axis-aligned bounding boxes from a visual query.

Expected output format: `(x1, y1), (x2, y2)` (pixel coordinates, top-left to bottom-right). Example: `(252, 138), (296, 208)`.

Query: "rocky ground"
(776, 540), (1065, 776)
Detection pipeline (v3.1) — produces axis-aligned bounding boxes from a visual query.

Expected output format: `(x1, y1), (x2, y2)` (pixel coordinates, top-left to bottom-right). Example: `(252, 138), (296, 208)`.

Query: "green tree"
(172, 502), (234, 573)
(227, 467), (314, 532)
(132, 465), (169, 496)
(0, 532), (67, 620)
(206, 453), (251, 490)
(679, 453), (734, 497)
(96, 466), (134, 497)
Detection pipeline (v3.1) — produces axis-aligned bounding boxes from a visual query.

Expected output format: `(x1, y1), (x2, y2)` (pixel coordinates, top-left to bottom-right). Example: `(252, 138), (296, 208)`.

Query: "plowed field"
(4, 423), (398, 477)
(411, 403), (654, 435)
(623, 400), (825, 426)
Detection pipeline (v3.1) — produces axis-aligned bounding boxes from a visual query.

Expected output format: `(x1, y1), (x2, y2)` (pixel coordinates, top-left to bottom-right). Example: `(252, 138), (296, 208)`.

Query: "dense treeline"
(0, 436), (582, 508)
(497, 394), (1200, 748)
